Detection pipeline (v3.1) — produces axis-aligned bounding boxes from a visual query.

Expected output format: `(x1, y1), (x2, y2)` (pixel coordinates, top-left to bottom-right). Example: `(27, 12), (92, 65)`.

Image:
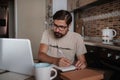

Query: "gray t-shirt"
(40, 29), (87, 63)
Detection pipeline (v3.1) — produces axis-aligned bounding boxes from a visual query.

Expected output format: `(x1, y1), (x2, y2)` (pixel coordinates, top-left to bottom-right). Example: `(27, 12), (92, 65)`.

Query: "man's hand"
(75, 60), (87, 70)
(58, 57), (72, 67)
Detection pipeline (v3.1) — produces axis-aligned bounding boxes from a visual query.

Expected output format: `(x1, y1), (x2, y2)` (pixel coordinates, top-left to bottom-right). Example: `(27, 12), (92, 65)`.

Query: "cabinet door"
(67, 0), (97, 11)
(67, 0), (76, 11)
(79, 0), (97, 7)
(67, 0), (72, 11)
(85, 45), (101, 68)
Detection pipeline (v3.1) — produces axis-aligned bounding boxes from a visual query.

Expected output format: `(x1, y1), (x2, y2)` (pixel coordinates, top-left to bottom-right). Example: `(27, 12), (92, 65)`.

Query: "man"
(38, 10), (87, 70)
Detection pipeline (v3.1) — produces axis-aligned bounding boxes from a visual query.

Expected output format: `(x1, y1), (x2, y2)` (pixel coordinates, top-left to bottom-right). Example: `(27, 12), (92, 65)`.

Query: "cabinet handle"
(115, 55), (120, 60)
(107, 53), (111, 57)
(90, 50), (94, 53)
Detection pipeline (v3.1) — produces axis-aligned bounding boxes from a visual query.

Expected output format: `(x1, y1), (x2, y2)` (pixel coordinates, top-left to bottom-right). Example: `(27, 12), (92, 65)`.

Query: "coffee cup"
(34, 63), (57, 80)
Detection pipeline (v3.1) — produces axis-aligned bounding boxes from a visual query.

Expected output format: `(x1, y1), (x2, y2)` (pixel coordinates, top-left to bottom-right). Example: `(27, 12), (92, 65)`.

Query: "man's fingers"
(59, 57), (71, 67)
(63, 58), (71, 64)
(75, 60), (82, 67)
(75, 60), (86, 70)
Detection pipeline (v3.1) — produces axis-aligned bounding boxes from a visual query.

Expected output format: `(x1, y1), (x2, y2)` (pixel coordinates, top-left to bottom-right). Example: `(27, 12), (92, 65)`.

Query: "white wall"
(14, 0), (46, 59)
(52, 0), (67, 14)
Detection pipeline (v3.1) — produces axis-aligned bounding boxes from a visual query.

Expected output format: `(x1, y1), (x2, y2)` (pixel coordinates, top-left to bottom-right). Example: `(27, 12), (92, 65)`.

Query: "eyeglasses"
(53, 23), (68, 31)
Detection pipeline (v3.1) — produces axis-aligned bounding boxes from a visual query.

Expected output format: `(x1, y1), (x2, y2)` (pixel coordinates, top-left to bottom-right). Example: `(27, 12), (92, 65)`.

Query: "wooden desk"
(0, 70), (35, 80)
(60, 68), (104, 80)
(0, 68), (104, 80)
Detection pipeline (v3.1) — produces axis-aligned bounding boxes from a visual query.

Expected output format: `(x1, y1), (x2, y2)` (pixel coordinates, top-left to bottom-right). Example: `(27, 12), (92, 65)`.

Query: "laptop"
(0, 38), (34, 76)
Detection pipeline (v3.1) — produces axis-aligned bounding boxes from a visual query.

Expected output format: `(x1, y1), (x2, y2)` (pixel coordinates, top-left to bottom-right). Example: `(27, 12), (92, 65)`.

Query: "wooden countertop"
(84, 40), (120, 51)
(60, 68), (104, 80)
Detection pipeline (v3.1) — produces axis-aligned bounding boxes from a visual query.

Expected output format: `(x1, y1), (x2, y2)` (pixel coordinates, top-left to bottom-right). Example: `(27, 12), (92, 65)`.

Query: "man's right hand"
(58, 57), (72, 67)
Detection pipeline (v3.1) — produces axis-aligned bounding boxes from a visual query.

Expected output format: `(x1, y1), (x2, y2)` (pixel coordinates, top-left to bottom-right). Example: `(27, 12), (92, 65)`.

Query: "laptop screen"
(0, 38), (34, 76)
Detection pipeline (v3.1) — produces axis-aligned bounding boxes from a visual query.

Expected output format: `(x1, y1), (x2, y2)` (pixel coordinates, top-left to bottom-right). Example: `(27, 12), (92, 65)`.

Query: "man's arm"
(38, 43), (59, 65)
(75, 54), (87, 70)
(38, 43), (71, 67)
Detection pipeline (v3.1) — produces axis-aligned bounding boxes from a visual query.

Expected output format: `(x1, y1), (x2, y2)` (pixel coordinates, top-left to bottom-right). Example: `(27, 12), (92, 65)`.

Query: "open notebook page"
(52, 64), (76, 72)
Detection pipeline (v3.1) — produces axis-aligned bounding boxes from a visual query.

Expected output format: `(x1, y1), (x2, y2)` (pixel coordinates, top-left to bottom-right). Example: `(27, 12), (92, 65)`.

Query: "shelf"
(74, 0), (115, 12)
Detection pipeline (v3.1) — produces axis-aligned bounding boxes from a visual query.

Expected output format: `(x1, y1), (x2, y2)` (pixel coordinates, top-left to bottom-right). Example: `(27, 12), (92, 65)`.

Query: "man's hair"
(53, 10), (72, 25)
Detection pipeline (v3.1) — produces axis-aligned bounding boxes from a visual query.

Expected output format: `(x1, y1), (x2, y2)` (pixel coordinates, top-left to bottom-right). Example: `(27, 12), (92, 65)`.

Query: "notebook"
(0, 38), (34, 76)
(52, 64), (76, 72)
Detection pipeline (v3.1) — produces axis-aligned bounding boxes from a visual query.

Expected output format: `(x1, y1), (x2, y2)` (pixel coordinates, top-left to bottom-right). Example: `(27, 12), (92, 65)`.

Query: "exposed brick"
(79, 0), (120, 39)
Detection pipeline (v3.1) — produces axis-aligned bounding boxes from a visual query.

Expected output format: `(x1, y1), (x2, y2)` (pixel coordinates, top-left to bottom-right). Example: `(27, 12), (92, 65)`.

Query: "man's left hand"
(75, 60), (87, 70)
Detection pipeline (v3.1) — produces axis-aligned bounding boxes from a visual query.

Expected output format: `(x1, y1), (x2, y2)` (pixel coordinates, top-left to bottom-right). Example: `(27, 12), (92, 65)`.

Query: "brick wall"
(80, 0), (120, 39)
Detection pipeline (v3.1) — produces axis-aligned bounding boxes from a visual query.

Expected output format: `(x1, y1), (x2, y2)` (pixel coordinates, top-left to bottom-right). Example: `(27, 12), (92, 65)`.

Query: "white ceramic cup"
(34, 63), (57, 80)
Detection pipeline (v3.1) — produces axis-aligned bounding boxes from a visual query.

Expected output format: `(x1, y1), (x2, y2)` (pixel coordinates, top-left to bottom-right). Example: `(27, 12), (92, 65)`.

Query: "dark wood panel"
(0, 0), (9, 7)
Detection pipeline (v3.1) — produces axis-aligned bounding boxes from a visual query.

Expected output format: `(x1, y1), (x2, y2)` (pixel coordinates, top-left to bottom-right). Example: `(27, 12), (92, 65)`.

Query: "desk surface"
(60, 68), (104, 80)
(25, 76), (35, 80)
(0, 69), (62, 80)
(0, 70), (35, 80)
(0, 68), (104, 80)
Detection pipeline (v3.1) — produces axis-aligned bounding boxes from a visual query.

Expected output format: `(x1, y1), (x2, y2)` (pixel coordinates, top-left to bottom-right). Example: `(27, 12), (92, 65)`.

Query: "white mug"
(34, 63), (57, 80)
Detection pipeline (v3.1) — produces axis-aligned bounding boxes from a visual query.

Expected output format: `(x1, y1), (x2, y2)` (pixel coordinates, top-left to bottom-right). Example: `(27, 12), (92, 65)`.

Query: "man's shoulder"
(69, 31), (81, 37)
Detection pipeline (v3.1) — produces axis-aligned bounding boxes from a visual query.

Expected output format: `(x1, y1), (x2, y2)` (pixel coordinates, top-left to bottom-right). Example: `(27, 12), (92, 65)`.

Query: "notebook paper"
(52, 64), (76, 72)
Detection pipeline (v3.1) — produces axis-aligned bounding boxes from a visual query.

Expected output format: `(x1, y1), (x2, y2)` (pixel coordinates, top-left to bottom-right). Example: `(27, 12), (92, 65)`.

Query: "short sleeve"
(40, 30), (49, 45)
(76, 35), (87, 57)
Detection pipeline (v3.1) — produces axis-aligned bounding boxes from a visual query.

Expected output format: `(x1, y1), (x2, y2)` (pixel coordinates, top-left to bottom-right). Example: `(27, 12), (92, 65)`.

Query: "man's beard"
(54, 32), (64, 38)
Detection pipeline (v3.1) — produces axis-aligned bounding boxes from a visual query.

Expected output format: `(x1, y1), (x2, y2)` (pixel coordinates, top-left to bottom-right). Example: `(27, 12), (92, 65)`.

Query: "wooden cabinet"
(67, 0), (97, 11)
(79, 0), (97, 7)
(98, 47), (120, 67)
(85, 45), (102, 68)
(67, 0), (76, 11)
(85, 44), (120, 70)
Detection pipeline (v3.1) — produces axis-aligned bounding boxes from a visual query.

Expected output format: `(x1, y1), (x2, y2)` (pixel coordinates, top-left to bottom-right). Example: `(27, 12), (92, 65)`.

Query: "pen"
(58, 49), (65, 57)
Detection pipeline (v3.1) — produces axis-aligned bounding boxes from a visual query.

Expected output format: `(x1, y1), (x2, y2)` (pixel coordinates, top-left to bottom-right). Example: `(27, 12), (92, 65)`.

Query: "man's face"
(53, 20), (69, 38)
